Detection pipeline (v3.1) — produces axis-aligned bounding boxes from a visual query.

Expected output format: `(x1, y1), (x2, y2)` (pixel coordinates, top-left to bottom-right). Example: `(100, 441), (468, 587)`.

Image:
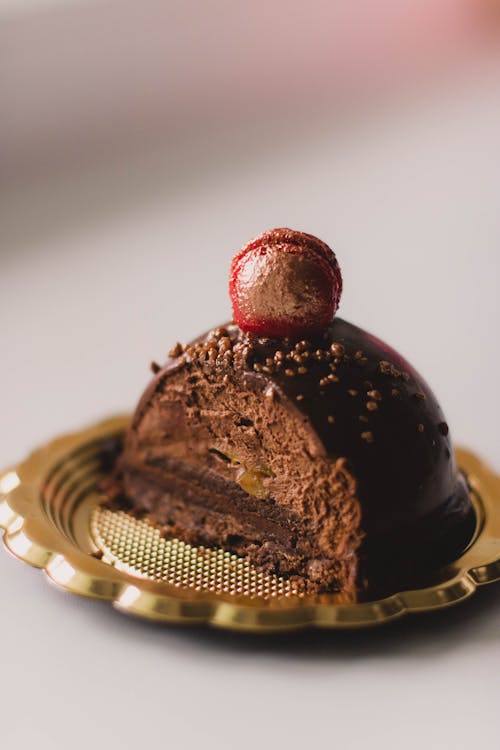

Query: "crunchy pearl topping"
(162, 327), (425, 443)
(168, 342), (183, 358)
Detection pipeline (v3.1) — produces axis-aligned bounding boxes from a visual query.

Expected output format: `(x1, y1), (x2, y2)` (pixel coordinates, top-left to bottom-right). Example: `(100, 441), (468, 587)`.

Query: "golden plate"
(1, 416), (499, 632)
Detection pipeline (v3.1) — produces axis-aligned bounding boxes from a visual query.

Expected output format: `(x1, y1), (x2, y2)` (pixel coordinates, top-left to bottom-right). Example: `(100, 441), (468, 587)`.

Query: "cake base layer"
(109, 466), (475, 597)
(116, 459), (359, 594)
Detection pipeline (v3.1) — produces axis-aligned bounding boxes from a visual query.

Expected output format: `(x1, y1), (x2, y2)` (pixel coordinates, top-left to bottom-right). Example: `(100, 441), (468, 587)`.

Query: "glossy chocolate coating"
(203, 317), (472, 569)
(245, 318), (468, 537)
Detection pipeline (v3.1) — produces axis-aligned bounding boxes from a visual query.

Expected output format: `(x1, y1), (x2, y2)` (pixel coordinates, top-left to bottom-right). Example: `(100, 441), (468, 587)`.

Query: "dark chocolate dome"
(234, 317), (473, 573)
(117, 317), (474, 592)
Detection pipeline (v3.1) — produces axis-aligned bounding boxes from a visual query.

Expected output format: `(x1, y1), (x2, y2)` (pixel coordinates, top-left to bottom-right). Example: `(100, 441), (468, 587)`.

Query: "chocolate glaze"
(236, 318), (474, 579)
(242, 319), (468, 532)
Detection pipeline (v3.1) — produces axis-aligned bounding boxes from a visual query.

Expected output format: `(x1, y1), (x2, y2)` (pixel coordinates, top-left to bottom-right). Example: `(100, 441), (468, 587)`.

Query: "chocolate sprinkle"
(438, 422), (449, 436)
(168, 342), (183, 358)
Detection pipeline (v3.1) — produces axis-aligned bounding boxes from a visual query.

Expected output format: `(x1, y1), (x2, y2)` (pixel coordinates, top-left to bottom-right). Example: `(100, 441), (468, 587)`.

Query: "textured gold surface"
(1, 415), (499, 631)
(92, 507), (299, 598)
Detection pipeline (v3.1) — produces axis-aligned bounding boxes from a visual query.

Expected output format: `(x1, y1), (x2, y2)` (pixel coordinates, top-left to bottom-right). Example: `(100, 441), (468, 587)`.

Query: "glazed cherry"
(229, 228), (342, 338)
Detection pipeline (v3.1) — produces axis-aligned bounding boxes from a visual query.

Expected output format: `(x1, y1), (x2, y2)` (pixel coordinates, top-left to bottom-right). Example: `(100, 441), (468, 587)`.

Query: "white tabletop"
(1, 67), (499, 750)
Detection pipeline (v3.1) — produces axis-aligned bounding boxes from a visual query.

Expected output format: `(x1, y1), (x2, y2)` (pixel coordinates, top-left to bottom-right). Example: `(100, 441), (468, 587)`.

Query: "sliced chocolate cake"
(109, 229), (474, 594)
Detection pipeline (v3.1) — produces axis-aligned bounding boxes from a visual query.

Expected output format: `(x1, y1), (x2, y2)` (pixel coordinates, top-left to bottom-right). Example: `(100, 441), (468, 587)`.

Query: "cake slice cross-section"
(109, 229), (474, 595)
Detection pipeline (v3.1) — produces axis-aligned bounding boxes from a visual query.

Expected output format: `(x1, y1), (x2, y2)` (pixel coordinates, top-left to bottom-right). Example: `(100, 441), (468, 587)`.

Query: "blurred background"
(0, 3), (499, 748)
(1, 0), (500, 467)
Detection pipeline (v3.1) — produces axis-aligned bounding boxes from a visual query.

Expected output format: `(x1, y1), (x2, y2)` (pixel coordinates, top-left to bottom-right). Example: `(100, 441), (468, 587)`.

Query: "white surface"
(1, 70), (499, 749)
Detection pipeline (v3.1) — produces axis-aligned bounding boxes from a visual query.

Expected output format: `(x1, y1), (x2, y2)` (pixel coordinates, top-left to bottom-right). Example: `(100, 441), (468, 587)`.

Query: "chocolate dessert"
(109, 229), (474, 594)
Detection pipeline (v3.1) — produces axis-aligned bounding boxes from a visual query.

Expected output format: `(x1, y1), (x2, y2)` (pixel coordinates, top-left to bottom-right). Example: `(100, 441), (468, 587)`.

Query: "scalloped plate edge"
(1, 417), (499, 632)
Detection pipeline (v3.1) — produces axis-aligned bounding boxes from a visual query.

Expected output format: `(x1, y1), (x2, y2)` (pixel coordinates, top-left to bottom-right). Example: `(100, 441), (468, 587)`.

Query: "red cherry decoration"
(229, 228), (342, 338)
